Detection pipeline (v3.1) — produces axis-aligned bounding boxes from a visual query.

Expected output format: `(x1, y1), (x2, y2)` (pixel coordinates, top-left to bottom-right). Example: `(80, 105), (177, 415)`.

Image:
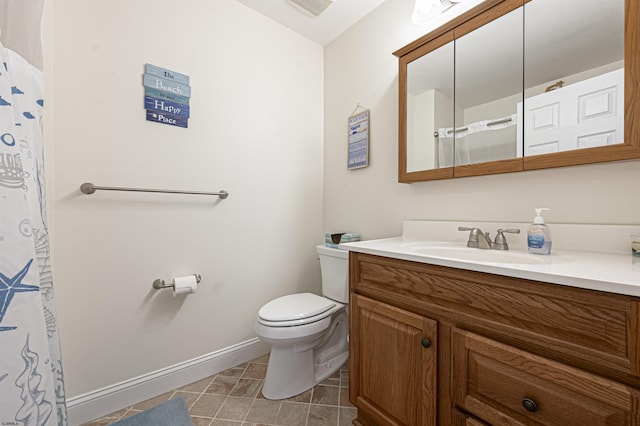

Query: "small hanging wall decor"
(347, 105), (369, 169)
(143, 64), (191, 128)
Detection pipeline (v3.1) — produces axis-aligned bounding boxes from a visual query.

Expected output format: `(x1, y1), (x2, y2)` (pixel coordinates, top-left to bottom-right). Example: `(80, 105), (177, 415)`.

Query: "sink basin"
(404, 242), (571, 265)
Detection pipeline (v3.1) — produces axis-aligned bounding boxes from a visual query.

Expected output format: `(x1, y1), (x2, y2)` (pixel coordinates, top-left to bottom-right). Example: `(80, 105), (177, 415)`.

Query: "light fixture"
(411, 0), (465, 25)
(288, 0), (335, 17)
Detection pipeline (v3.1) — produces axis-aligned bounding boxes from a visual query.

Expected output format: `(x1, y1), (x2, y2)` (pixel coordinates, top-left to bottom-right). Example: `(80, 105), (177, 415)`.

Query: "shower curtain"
(437, 113), (518, 166)
(0, 1), (68, 425)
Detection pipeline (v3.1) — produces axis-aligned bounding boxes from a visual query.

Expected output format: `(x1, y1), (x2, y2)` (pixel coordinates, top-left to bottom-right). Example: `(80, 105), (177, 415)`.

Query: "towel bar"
(80, 183), (229, 199)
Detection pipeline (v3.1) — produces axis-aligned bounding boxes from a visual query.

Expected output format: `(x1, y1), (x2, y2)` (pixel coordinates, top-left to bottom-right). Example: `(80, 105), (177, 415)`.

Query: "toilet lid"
(258, 293), (336, 323)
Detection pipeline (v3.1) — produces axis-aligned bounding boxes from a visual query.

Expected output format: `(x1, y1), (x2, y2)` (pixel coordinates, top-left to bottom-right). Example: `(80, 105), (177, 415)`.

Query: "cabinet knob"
(421, 338), (431, 348)
(522, 398), (539, 413)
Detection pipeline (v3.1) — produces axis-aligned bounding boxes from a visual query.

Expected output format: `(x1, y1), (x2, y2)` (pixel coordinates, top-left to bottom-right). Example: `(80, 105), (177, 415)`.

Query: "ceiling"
(235, 0), (387, 45)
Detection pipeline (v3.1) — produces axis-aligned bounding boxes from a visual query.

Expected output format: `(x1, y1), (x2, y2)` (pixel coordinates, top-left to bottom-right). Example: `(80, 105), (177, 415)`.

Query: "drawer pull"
(522, 398), (539, 413)
(421, 338), (432, 348)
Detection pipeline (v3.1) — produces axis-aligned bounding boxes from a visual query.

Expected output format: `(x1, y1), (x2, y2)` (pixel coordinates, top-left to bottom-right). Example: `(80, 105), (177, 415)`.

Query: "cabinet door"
(452, 328), (640, 426)
(350, 294), (437, 426)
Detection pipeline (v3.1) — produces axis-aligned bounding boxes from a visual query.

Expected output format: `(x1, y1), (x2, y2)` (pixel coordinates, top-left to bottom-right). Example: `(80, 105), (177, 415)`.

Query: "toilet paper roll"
(172, 275), (198, 297)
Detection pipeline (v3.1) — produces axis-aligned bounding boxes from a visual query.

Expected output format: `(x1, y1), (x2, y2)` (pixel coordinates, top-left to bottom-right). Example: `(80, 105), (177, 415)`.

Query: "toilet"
(254, 245), (349, 400)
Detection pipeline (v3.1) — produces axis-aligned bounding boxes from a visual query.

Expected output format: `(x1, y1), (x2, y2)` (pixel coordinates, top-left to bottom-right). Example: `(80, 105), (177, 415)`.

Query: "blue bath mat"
(111, 397), (193, 426)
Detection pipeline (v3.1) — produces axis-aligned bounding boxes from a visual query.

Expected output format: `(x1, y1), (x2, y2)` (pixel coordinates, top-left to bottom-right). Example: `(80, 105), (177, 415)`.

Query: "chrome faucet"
(458, 227), (493, 249)
(458, 227), (520, 250)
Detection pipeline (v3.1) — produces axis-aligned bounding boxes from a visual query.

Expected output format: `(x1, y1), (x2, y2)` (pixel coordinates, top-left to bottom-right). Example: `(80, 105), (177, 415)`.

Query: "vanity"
(346, 0), (640, 422)
(344, 221), (640, 425)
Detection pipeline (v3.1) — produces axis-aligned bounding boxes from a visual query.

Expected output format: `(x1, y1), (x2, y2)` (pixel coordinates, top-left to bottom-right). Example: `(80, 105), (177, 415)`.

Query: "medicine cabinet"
(394, 0), (639, 183)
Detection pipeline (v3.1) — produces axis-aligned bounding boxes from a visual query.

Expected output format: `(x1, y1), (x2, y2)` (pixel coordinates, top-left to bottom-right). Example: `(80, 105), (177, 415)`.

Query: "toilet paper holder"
(153, 274), (201, 290)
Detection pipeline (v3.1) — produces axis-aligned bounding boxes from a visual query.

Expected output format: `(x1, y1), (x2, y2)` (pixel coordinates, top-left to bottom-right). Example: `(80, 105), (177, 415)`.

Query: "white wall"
(323, 0), (640, 240)
(46, 0), (324, 397)
(407, 89), (435, 171)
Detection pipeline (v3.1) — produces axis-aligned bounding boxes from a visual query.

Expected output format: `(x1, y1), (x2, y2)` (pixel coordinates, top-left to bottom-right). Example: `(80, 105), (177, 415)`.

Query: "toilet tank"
(317, 245), (349, 304)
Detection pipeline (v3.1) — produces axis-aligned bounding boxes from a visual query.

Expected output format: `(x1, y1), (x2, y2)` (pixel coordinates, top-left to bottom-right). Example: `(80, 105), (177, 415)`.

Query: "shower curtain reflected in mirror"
(0, 1), (67, 424)
(437, 113), (519, 167)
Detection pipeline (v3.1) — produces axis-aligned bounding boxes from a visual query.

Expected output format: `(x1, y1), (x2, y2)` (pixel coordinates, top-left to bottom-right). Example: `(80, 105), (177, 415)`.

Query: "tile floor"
(82, 354), (356, 426)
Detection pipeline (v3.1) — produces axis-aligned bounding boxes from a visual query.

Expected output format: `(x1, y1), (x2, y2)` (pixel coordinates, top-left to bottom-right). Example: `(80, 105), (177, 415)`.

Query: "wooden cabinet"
(452, 329), (640, 426)
(348, 252), (640, 425)
(453, 410), (490, 426)
(349, 294), (437, 426)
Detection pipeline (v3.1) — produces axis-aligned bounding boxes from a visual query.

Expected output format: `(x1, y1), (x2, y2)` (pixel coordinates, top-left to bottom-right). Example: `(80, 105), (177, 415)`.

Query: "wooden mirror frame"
(394, 0), (639, 183)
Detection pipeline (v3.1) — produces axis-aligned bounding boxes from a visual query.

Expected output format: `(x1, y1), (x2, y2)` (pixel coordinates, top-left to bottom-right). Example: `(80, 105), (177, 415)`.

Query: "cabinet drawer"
(452, 329), (640, 425)
(350, 253), (640, 377)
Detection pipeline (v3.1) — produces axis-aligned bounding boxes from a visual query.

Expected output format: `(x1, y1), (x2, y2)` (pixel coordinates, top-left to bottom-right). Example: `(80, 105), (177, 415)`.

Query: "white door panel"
(521, 68), (623, 156)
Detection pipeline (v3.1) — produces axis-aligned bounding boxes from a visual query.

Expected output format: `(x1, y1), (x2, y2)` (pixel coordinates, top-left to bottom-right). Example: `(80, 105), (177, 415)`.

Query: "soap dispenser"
(528, 208), (551, 255)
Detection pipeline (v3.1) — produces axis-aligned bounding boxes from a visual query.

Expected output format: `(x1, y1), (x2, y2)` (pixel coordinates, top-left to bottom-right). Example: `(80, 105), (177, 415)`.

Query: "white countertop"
(339, 220), (640, 297)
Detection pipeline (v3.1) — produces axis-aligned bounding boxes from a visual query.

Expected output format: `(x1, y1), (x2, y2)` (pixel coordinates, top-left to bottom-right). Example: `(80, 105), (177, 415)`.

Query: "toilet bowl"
(254, 245), (349, 400)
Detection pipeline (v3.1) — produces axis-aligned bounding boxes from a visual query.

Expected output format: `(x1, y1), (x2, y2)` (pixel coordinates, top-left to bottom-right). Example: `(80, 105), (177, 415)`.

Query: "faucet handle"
(498, 228), (521, 234)
(493, 228), (521, 250)
(458, 226), (490, 249)
(458, 226), (482, 236)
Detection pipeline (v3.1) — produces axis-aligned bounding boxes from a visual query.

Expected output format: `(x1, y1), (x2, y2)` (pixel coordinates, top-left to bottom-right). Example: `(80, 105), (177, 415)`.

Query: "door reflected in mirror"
(523, 0), (624, 156)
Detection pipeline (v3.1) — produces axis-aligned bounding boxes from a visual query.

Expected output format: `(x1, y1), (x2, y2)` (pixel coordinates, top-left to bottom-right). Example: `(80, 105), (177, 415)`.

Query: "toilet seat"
(258, 293), (337, 327)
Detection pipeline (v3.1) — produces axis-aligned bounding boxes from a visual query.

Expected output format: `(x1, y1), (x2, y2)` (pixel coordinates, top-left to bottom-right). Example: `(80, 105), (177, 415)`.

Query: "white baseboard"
(67, 338), (269, 426)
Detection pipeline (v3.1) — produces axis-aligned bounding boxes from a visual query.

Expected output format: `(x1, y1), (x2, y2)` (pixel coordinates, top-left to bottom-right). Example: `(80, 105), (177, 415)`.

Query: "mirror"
(453, 5), (522, 167)
(523, 0), (624, 156)
(395, 0), (637, 183)
(406, 40), (454, 172)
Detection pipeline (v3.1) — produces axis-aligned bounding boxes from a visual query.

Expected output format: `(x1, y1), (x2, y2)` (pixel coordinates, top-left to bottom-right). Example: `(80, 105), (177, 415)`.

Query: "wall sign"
(143, 64), (190, 128)
(348, 108), (369, 169)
